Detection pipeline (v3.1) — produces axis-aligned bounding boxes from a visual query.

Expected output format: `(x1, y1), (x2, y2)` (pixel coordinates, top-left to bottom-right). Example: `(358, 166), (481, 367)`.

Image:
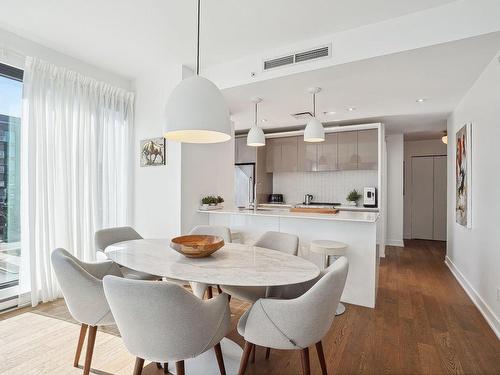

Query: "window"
(0, 62), (22, 299)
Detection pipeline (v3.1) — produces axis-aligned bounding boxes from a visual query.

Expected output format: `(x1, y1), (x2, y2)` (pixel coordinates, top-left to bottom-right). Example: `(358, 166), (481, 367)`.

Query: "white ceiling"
(224, 32), (500, 138)
(0, 0), (457, 78)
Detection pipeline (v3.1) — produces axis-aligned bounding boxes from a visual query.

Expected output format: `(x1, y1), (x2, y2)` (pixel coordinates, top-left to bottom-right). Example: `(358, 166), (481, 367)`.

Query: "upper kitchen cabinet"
(297, 138), (318, 171)
(357, 129), (378, 170)
(317, 133), (338, 171)
(337, 131), (358, 170)
(235, 137), (257, 164)
(266, 136), (298, 172)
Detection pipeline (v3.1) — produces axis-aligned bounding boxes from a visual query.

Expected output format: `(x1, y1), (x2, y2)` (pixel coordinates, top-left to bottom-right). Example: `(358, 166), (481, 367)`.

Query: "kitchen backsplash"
(273, 170), (378, 204)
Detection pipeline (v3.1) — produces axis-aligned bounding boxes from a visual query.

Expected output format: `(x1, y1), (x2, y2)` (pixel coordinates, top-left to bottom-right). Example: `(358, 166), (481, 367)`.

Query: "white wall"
(133, 66), (235, 238)
(272, 170), (377, 205)
(446, 51), (500, 338)
(403, 139), (447, 239)
(386, 134), (404, 246)
(180, 141), (235, 234)
(133, 66), (183, 239)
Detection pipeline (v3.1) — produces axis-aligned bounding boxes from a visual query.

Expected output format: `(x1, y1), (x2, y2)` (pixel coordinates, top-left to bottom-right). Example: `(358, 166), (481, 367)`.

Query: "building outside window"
(0, 62), (22, 298)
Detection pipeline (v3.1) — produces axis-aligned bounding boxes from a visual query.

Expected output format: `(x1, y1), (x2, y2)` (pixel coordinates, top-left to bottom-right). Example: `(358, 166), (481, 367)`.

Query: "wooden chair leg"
(300, 347), (311, 375)
(74, 323), (88, 367)
(316, 341), (328, 375)
(251, 344), (256, 363)
(238, 341), (254, 375)
(176, 360), (185, 375)
(206, 286), (213, 299)
(83, 326), (97, 375)
(214, 342), (226, 375)
(156, 362), (169, 372)
(133, 357), (144, 375)
(265, 347), (271, 360)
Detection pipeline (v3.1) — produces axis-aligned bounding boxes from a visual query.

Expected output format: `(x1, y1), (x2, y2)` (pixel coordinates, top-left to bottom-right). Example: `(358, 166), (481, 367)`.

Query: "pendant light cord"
(196, 0), (201, 75)
(254, 101), (258, 126)
(312, 92), (316, 117)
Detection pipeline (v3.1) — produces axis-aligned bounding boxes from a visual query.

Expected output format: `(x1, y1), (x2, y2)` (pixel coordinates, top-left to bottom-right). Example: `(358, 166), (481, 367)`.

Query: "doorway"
(410, 155), (447, 240)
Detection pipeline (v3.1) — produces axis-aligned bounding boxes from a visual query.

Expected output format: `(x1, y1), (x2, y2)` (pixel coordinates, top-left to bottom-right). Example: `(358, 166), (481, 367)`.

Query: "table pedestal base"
(149, 338), (242, 375)
(336, 302), (346, 316)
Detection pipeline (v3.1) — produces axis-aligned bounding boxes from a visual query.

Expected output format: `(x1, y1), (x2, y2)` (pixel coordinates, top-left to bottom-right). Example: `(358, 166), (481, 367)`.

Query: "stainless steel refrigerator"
(234, 163), (255, 208)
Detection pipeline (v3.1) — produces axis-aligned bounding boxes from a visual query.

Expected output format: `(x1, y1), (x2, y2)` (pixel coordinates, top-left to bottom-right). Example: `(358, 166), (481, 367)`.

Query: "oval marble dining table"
(105, 238), (320, 288)
(105, 238), (320, 375)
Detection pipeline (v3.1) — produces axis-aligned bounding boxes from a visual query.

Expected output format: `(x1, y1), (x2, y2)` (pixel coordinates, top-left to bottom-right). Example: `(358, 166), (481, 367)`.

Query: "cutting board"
(290, 207), (339, 214)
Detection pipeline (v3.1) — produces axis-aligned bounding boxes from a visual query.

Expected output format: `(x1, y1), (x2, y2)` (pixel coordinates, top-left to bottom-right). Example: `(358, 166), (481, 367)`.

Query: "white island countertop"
(198, 208), (379, 223)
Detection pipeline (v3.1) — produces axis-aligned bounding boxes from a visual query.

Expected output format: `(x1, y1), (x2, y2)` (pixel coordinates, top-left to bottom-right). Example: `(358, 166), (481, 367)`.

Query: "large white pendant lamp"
(304, 87), (325, 143)
(164, 0), (231, 143)
(247, 97), (265, 147)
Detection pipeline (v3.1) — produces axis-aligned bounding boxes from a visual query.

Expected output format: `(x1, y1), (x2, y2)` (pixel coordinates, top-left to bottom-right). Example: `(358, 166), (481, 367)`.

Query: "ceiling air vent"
(291, 111), (313, 121)
(263, 55), (294, 70)
(295, 46), (330, 63)
(263, 44), (331, 71)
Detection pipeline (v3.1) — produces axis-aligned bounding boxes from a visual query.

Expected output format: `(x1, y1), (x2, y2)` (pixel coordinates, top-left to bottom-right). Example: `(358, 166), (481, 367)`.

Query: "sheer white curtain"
(20, 57), (134, 306)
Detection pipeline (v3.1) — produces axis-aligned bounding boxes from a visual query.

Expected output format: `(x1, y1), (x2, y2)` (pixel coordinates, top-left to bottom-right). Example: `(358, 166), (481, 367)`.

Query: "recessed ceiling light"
(323, 111), (336, 115)
(347, 107), (356, 111)
(261, 119), (268, 123)
(416, 98), (427, 103)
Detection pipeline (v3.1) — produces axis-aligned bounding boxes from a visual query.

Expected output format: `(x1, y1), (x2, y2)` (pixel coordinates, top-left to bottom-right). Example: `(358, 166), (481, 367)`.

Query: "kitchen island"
(199, 208), (379, 308)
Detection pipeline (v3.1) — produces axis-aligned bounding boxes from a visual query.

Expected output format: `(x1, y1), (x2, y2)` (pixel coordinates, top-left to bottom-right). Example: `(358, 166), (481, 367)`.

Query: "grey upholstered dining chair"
(188, 225), (232, 298)
(237, 256), (348, 375)
(51, 248), (123, 375)
(103, 276), (231, 375)
(221, 231), (299, 303)
(95, 226), (159, 280)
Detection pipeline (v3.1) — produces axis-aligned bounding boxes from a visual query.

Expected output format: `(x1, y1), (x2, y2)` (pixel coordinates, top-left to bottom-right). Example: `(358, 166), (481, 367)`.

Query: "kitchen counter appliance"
(268, 194), (284, 204)
(304, 194), (313, 205)
(363, 187), (377, 207)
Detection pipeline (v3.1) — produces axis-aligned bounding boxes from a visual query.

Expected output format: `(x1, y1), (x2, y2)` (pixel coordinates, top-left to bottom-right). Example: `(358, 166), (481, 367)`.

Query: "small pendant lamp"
(247, 98), (265, 147)
(304, 87), (325, 142)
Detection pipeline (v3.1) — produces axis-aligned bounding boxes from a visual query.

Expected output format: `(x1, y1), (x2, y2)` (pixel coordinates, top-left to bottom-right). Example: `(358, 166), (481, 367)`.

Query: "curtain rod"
(0, 46), (26, 59)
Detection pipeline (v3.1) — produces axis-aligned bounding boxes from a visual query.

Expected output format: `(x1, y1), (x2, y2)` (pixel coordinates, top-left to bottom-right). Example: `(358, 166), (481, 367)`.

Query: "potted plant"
(346, 189), (361, 206)
(200, 195), (224, 210)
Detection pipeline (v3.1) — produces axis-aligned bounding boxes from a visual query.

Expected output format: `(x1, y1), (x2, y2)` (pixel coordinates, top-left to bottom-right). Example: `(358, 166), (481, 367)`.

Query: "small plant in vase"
(346, 189), (361, 206)
(200, 195), (224, 210)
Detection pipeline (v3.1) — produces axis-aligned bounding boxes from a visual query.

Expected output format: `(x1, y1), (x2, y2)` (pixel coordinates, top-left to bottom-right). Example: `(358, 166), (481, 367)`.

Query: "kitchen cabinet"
(297, 139), (318, 171)
(317, 133), (338, 171)
(266, 137), (298, 172)
(265, 129), (378, 173)
(357, 129), (378, 170)
(337, 131), (358, 170)
(235, 137), (256, 164)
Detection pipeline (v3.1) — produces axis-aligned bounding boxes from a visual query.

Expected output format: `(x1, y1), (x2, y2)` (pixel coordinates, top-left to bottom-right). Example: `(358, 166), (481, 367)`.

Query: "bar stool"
(230, 230), (242, 243)
(310, 239), (348, 315)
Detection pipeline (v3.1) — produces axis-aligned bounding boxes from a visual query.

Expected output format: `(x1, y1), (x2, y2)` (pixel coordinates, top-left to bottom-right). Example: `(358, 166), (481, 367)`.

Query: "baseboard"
(445, 256), (500, 339)
(386, 239), (404, 247)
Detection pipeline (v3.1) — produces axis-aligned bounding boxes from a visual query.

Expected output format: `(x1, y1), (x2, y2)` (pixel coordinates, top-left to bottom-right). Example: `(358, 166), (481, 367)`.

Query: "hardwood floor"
(1, 240), (499, 374)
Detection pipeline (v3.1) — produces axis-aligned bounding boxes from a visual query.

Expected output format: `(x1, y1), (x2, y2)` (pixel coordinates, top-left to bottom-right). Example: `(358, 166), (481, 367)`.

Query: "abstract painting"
(140, 137), (166, 167)
(456, 124), (472, 228)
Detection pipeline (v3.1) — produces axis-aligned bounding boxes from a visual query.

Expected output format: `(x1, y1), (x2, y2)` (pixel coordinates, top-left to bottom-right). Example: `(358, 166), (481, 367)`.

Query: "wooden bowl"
(170, 235), (225, 258)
